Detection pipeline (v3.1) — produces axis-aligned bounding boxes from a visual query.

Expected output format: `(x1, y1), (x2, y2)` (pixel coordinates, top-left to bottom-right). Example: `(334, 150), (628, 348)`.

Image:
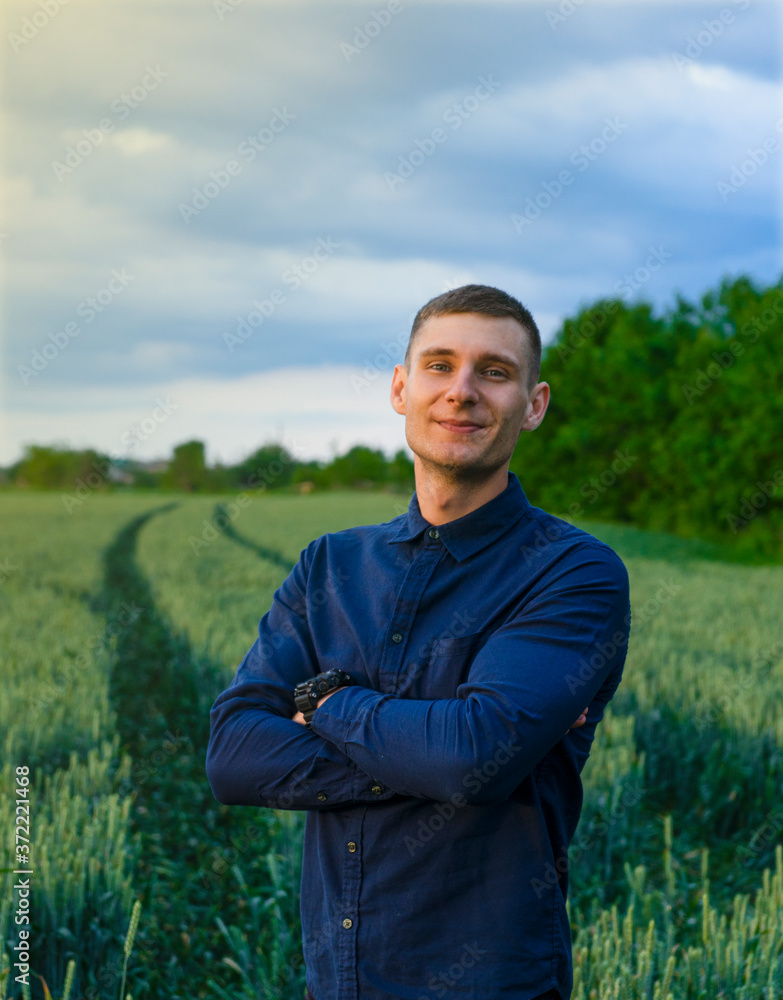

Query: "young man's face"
(390, 312), (549, 480)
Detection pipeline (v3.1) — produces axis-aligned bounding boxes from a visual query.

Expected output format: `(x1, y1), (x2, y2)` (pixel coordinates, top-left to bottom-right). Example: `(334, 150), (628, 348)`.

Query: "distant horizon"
(2, 431), (415, 471)
(6, 264), (782, 469)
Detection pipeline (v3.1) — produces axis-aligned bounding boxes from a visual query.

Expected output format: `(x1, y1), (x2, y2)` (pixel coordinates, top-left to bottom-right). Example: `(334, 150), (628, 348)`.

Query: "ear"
(391, 363), (407, 416)
(520, 382), (550, 431)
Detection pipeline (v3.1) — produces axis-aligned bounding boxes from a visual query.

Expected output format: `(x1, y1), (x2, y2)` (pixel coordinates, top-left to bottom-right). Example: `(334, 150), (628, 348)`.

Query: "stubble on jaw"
(409, 407), (526, 486)
(412, 444), (511, 488)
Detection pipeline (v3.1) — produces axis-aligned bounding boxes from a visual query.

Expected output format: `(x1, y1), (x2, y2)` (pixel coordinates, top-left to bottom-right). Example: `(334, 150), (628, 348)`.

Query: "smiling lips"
(437, 420), (487, 434)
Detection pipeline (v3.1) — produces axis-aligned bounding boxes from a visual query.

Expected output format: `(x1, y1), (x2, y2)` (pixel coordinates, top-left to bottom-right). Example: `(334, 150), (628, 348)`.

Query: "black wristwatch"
(294, 669), (355, 727)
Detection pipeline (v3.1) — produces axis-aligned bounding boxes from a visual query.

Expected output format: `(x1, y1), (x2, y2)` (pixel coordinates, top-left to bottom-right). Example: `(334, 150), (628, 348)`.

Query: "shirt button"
(342, 918), (353, 929)
(391, 632), (403, 644)
(347, 841), (357, 853)
(371, 784), (383, 795)
(428, 527), (440, 540)
(317, 792), (327, 802)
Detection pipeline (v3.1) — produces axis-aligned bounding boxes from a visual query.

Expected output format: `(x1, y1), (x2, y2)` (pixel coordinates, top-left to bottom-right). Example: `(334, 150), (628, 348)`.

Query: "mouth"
(437, 420), (487, 435)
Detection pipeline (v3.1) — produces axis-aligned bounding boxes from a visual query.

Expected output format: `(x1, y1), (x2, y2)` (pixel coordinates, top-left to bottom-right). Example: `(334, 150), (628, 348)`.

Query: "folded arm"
(205, 546), (400, 810)
(310, 544), (630, 805)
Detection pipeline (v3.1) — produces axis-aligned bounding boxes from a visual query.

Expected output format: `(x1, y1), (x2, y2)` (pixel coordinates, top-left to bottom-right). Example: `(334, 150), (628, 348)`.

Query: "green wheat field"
(1, 492), (781, 1000)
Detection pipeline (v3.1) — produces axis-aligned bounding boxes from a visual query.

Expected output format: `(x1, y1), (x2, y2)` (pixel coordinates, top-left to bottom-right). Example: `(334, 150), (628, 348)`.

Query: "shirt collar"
(389, 471), (532, 562)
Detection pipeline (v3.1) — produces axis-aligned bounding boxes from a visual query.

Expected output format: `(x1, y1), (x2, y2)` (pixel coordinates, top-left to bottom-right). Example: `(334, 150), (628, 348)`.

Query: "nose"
(444, 364), (480, 405)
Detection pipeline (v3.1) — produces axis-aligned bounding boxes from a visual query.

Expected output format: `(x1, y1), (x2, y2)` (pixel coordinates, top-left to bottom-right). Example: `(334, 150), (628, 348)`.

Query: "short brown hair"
(405, 284), (542, 389)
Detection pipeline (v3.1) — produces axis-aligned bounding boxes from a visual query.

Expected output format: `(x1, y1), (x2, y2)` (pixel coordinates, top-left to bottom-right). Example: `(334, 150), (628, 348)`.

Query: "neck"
(413, 460), (510, 525)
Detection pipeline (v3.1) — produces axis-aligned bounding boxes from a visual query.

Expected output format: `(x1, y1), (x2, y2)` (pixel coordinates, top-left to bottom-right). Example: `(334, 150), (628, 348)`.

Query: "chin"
(428, 450), (503, 479)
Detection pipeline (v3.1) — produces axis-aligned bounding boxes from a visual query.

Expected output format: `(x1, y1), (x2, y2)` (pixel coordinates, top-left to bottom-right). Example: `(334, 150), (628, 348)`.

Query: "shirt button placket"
(339, 817), (362, 1000)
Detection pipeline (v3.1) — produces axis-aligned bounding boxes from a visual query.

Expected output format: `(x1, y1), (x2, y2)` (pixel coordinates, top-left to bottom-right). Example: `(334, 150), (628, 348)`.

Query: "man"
(206, 284), (631, 1000)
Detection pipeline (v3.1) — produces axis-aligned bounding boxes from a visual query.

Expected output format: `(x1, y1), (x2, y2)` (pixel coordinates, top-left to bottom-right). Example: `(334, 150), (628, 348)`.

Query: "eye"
(483, 368), (508, 378)
(427, 362), (451, 372)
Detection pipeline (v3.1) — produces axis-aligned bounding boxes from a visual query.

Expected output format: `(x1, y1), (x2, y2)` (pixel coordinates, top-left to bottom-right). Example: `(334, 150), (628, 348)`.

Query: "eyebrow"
(416, 347), (523, 373)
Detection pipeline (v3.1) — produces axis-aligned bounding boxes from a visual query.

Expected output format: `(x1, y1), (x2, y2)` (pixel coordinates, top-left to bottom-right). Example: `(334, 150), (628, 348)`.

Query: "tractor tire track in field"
(104, 504), (204, 748)
(212, 501), (295, 572)
(101, 505), (296, 1000)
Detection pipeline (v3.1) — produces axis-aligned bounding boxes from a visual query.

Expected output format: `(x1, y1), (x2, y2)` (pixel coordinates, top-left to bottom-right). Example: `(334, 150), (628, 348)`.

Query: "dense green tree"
(387, 449), (415, 490)
(325, 446), (389, 488)
(510, 274), (783, 557)
(161, 440), (208, 492)
(232, 444), (295, 491)
(11, 445), (113, 490)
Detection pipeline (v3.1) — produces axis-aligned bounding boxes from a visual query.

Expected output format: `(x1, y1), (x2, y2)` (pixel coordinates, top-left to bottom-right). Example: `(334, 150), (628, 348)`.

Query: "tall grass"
(0, 495), (153, 999)
(1, 492), (781, 998)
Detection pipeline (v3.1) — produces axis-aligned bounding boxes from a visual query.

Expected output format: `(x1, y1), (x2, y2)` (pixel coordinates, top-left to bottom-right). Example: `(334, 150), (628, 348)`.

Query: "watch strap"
(294, 669), (354, 726)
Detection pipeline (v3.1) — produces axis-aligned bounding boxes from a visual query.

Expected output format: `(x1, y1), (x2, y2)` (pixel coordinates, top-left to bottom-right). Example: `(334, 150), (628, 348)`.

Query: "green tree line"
(4, 273), (781, 556)
(3, 441), (415, 496)
(508, 273), (783, 559)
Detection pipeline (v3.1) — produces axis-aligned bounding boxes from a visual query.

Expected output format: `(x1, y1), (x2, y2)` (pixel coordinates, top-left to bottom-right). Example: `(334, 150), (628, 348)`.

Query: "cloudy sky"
(2, 0), (780, 466)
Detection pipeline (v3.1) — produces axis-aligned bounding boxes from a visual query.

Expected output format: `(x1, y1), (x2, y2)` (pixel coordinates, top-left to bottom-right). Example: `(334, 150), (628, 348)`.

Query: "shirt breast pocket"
(423, 629), (491, 697)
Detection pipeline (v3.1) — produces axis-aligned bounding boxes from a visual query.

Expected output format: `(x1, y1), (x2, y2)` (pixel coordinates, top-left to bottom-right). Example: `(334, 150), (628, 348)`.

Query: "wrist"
(294, 669), (355, 727)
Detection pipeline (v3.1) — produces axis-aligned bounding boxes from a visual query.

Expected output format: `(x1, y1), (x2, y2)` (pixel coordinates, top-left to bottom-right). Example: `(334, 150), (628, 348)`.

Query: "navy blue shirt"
(206, 473), (631, 1000)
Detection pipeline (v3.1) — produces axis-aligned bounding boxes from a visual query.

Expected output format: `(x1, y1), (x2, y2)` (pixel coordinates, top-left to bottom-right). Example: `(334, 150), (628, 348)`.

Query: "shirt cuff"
(311, 686), (398, 801)
(309, 685), (387, 754)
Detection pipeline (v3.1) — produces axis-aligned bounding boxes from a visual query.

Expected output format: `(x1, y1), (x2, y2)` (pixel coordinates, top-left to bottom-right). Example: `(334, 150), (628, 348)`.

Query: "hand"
(569, 706), (589, 729)
(292, 687), (347, 725)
